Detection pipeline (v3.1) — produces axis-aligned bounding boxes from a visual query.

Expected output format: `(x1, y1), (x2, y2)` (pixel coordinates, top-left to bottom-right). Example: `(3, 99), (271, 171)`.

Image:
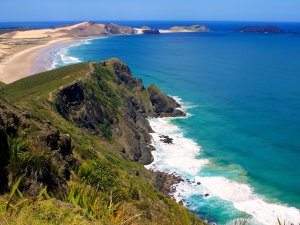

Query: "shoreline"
(0, 26), (207, 84)
(0, 38), (75, 84)
(2, 23), (299, 224)
(29, 38), (81, 75)
(145, 98), (300, 225)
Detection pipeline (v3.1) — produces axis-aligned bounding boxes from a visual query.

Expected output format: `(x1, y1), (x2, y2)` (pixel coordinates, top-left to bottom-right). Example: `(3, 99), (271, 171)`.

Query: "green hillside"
(0, 59), (206, 225)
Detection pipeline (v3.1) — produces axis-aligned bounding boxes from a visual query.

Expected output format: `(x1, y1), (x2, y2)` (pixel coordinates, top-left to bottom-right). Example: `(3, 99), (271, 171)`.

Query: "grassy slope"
(1, 61), (206, 225)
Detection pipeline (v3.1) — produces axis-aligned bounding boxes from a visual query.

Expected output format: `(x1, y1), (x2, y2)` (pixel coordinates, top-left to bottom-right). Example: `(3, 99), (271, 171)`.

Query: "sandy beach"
(0, 22), (207, 84)
(0, 38), (75, 84)
(0, 21), (138, 84)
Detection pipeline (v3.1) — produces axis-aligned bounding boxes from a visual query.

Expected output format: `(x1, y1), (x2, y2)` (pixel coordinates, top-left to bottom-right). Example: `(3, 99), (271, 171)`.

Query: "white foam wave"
(171, 96), (201, 110)
(146, 100), (300, 225)
(146, 117), (209, 175)
(198, 176), (300, 225)
(48, 38), (102, 70)
(48, 44), (81, 70)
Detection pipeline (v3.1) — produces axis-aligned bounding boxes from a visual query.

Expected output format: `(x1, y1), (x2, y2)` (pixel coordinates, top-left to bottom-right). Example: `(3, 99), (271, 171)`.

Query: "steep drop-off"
(0, 59), (204, 225)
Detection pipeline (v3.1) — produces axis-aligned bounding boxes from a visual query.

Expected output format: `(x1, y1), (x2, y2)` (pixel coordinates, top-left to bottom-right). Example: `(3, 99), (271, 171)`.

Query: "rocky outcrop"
(105, 23), (136, 35)
(0, 99), (77, 194)
(151, 170), (183, 195)
(143, 29), (160, 34)
(53, 59), (185, 165)
(147, 84), (186, 117)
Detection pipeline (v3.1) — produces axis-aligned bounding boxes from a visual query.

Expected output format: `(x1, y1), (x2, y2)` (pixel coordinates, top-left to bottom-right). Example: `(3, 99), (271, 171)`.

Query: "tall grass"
(5, 176), (51, 214)
(63, 183), (127, 223)
(6, 132), (52, 187)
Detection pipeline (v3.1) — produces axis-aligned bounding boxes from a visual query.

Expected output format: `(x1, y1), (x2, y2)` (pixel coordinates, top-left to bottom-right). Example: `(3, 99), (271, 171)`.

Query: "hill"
(0, 22), (136, 39)
(0, 58), (205, 225)
(169, 25), (209, 32)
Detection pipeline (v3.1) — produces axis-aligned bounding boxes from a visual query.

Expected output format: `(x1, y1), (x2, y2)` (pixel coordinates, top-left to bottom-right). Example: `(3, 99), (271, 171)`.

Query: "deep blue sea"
(3, 21), (299, 224)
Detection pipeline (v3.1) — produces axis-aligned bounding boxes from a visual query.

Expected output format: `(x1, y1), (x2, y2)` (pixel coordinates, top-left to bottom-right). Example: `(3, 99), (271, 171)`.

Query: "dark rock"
(58, 134), (72, 155)
(143, 29), (160, 34)
(147, 84), (186, 117)
(197, 182), (201, 185)
(204, 193), (210, 197)
(159, 135), (174, 144)
(152, 171), (183, 195)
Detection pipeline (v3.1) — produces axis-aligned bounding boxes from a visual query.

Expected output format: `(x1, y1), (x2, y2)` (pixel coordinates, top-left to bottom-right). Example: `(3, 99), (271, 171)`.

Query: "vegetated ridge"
(0, 58), (206, 225)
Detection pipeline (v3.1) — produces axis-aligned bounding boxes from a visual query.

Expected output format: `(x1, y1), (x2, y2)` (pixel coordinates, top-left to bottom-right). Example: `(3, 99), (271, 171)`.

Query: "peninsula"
(0, 22), (210, 84)
(0, 58), (205, 224)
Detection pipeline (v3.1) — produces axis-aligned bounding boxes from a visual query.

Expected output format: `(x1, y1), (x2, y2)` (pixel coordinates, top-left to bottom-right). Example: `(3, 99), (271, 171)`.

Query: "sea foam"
(146, 97), (300, 225)
(48, 38), (97, 70)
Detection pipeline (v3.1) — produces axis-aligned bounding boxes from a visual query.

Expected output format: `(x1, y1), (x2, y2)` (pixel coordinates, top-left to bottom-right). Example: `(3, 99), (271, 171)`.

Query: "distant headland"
(237, 25), (298, 34)
(0, 22), (210, 83)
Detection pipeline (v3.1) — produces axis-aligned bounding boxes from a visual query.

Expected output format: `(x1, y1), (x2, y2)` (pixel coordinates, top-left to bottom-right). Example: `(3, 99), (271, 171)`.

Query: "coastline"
(145, 99), (300, 225)
(0, 22), (209, 84)
(15, 31), (299, 225)
(0, 38), (78, 84)
(1, 22), (300, 225)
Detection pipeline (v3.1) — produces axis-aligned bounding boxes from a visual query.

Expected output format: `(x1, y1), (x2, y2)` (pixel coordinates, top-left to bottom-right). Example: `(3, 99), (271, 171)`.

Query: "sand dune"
(0, 22), (137, 84)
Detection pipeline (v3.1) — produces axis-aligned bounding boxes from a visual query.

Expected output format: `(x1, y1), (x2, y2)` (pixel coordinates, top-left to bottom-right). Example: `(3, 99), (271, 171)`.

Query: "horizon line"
(1, 19), (300, 23)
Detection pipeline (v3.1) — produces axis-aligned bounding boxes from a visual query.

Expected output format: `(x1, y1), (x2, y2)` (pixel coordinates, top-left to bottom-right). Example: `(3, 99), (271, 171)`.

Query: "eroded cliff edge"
(53, 58), (185, 165)
(0, 59), (206, 224)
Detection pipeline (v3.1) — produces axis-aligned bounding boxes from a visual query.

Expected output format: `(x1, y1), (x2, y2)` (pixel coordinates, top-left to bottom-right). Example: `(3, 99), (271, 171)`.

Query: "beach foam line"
(146, 98), (300, 225)
(48, 37), (104, 69)
(198, 176), (300, 225)
(145, 117), (209, 175)
(47, 41), (82, 70)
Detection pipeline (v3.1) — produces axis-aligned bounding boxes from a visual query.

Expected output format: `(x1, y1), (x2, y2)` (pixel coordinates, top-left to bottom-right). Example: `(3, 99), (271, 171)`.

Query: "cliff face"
(0, 99), (77, 194)
(0, 59), (205, 225)
(54, 59), (185, 164)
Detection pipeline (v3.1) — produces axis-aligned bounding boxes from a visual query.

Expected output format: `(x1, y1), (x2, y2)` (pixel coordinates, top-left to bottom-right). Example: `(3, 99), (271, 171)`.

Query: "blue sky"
(1, 0), (300, 22)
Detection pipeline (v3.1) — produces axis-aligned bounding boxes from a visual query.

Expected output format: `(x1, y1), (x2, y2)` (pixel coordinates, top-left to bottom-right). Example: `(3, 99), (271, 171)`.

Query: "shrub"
(78, 159), (119, 192)
(99, 124), (112, 140)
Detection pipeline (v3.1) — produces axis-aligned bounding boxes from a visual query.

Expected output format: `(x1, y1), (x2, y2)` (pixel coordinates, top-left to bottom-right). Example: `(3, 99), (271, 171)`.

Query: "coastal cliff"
(0, 59), (203, 225)
(53, 59), (185, 164)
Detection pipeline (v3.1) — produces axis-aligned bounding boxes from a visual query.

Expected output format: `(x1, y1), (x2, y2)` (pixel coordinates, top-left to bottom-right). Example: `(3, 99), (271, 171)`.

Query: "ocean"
(5, 21), (300, 224)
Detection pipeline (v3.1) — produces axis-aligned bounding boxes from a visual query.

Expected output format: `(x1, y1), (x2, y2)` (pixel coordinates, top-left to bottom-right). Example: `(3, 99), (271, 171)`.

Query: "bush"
(99, 124), (112, 140)
(78, 159), (119, 192)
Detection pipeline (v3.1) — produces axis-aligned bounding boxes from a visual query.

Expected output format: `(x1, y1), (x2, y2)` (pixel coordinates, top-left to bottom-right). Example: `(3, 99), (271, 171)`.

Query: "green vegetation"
(6, 132), (47, 184)
(3, 62), (90, 103)
(78, 159), (119, 192)
(0, 59), (207, 224)
(0, 81), (6, 88)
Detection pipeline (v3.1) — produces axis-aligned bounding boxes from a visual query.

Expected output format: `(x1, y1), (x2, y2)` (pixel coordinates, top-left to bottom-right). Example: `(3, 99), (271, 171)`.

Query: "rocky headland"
(0, 58), (203, 224)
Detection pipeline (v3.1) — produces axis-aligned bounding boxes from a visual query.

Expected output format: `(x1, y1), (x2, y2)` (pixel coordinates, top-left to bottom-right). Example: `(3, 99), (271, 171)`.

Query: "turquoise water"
(52, 24), (300, 224)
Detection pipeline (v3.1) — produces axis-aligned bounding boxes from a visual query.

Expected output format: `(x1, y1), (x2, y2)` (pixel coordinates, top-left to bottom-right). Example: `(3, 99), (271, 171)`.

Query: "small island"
(238, 25), (284, 34)
(169, 25), (210, 32)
